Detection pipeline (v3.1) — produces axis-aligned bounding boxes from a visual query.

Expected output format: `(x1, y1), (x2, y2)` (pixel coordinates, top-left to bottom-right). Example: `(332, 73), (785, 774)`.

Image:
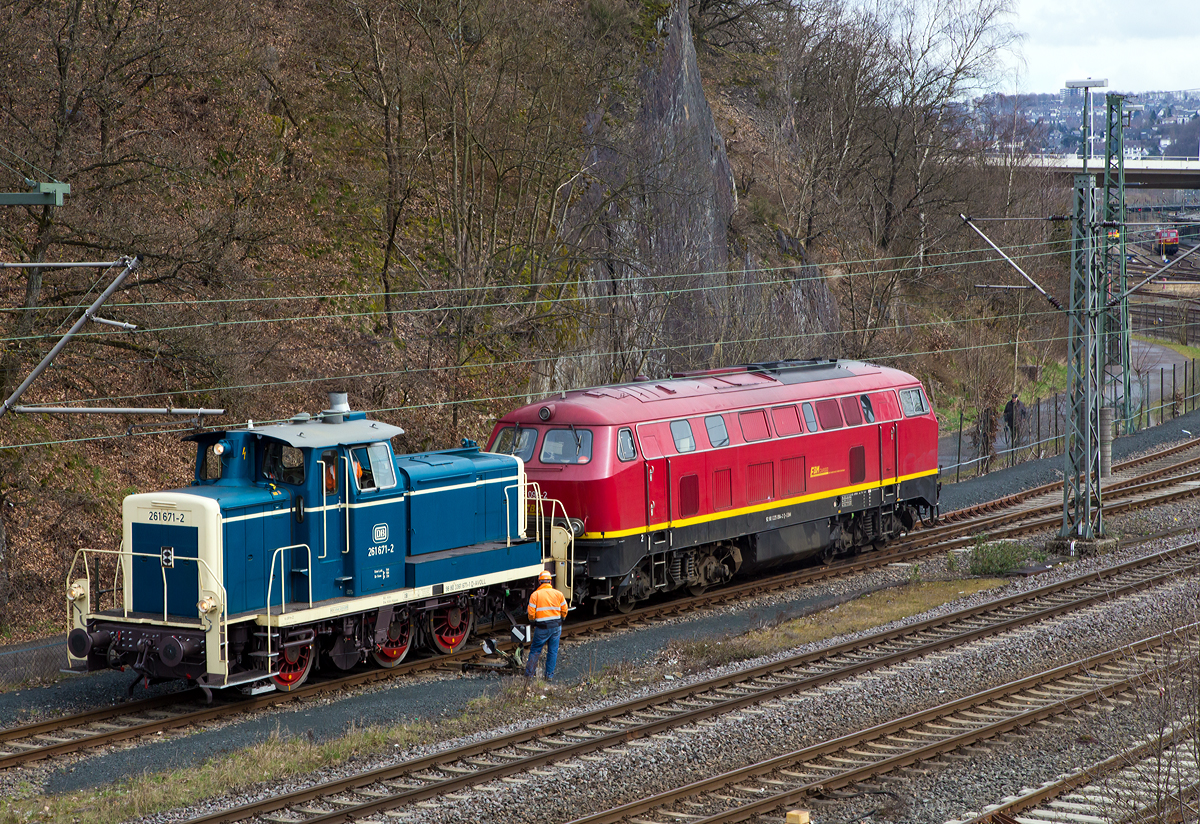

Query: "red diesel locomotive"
(487, 359), (939, 612)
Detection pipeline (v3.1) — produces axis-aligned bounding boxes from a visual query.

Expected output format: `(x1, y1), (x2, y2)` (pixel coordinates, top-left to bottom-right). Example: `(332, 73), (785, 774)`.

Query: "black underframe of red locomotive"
(581, 474), (938, 607)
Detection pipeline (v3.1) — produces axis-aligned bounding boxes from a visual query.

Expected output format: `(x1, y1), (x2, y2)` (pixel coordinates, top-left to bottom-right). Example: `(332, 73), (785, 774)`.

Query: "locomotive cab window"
(670, 420), (696, 453)
(351, 442), (397, 492)
(320, 449), (339, 495)
(262, 443), (305, 485)
(899, 387), (929, 417)
(860, 394), (875, 423)
(541, 428), (593, 464)
(493, 426), (538, 462)
(199, 444), (223, 481)
(617, 428), (637, 462)
(705, 415), (730, 447)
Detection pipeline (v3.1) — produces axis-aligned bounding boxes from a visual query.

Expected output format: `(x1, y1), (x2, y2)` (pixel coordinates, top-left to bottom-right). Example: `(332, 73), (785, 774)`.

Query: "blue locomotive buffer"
(66, 395), (551, 696)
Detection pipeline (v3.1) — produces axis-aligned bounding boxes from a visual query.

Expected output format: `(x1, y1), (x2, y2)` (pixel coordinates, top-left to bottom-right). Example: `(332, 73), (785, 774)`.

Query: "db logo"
(373, 523), (389, 543)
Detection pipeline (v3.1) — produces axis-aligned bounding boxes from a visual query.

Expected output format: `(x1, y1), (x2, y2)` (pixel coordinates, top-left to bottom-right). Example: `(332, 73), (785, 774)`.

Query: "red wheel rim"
(272, 642), (313, 690)
(430, 604), (472, 654)
(373, 618), (412, 666)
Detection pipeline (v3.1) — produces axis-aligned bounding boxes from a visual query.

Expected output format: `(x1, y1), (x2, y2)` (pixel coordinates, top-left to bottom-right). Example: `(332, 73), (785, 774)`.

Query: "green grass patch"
(664, 579), (1006, 671)
(0, 670), (645, 824)
(1132, 334), (1200, 363)
(967, 539), (1047, 576)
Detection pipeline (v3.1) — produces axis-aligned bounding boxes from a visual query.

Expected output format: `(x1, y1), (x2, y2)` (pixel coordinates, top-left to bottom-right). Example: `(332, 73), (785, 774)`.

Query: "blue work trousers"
(525, 621), (562, 679)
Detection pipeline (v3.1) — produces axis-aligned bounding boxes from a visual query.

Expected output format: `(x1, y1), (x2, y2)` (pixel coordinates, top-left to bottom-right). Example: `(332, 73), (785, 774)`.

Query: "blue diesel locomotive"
(66, 394), (570, 697)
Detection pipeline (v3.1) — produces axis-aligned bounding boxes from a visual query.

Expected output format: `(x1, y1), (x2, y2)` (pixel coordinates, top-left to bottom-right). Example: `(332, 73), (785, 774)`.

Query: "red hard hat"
(538, 570), (553, 582)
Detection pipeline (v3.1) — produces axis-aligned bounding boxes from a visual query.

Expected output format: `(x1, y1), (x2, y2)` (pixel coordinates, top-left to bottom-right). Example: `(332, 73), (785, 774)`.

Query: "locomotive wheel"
(613, 593), (637, 613)
(428, 603), (473, 654)
(272, 641), (314, 691)
(687, 583), (708, 597)
(372, 615), (414, 668)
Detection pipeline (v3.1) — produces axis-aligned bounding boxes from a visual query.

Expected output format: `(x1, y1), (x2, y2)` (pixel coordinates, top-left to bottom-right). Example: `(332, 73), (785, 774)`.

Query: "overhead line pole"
(0, 256), (140, 418)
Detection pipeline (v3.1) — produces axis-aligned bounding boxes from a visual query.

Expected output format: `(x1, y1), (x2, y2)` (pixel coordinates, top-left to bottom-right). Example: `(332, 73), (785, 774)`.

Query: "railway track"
(950, 722), (1200, 824)
(565, 630), (1194, 824)
(5, 437), (1200, 771)
(178, 538), (1200, 824)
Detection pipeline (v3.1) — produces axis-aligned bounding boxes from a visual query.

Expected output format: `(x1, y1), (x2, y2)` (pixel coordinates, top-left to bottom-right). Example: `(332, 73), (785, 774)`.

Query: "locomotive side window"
(739, 409), (770, 441)
(263, 443), (306, 485)
(814, 399), (844, 429)
(670, 420), (696, 453)
(705, 415), (730, 447)
(772, 405), (801, 436)
(899, 387), (929, 417)
(802, 402), (819, 431)
(541, 428), (593, 464)
(494, 426), (538, 462)
(200, 444), (223, 481)
(350, 442), (397, 492)
(617, 428), (637, 462)
(840, 397), (863, 426)
(860, 394), (875, 422)
(320, 449), (338, 495)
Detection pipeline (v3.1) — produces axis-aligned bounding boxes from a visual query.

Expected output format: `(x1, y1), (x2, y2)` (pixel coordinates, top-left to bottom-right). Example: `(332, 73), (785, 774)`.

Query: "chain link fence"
(0, 636), (67, 687)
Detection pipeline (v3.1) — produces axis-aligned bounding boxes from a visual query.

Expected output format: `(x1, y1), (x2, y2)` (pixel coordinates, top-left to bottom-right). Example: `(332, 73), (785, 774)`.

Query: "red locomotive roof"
(500, 360), (923, 426)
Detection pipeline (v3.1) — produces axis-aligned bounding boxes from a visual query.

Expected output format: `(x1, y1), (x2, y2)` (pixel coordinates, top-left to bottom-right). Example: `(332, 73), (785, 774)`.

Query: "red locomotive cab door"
(881, 422), (898, 501)
(640, 434), (670, 533)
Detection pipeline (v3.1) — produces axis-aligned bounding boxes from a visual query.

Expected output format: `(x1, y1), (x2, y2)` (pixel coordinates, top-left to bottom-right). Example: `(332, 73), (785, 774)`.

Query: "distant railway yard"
(5, 419), (1200, 823)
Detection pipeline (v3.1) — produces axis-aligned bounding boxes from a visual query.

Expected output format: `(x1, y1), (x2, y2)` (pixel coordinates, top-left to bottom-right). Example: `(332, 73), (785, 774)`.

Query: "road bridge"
(1018, 155), (1200, 189)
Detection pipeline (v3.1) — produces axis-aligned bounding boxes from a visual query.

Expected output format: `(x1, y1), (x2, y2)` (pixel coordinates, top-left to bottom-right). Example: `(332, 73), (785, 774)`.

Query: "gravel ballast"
(6, 413), (1200, 823)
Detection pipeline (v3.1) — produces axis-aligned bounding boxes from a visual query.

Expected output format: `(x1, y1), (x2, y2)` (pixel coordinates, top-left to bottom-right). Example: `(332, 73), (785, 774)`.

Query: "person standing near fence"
(1003, 393), (1025, 447)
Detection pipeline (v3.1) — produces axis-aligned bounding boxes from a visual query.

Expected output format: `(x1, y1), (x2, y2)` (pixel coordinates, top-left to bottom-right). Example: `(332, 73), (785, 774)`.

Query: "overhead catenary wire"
(0, 235), (1078, 318)
(0, 328), (1082, 451)
(28, 305), (1069, 409)
(0, 242), (1080, 346)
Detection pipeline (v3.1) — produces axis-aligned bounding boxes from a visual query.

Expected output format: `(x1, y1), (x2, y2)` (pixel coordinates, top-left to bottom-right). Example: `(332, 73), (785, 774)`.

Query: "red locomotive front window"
(617, 428), (637, 461)
(540, 428), (593, 464)
(494, 426), (538, 462)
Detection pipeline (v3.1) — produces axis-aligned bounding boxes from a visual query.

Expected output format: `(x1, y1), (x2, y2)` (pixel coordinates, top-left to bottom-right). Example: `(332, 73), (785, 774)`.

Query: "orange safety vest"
(527, 583), (568, 623)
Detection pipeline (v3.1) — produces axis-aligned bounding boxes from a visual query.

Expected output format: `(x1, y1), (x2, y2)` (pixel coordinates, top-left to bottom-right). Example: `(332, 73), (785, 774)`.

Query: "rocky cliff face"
(557, 0), (838, 387)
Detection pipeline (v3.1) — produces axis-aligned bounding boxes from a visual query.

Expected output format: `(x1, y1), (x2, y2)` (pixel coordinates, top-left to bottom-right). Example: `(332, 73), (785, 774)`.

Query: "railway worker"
(525, 569), (568, 681)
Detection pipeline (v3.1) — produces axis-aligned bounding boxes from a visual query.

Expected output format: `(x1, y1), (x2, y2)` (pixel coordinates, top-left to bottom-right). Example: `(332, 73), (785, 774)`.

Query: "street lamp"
(1066, 78), (1108, 170)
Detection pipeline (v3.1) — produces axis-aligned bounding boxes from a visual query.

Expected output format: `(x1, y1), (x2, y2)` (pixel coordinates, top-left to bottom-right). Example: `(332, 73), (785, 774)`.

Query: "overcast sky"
(1002, 0), (1200, 96)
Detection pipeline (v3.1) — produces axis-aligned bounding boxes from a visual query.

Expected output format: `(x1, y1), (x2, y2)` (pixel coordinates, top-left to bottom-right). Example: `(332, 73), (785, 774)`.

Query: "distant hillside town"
(976, 88), (1200, 163)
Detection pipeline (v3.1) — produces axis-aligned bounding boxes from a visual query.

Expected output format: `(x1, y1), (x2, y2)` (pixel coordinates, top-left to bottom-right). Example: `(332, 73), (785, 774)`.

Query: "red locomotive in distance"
(487, 359), (940, 612)
(1155, 227), (1179, 256)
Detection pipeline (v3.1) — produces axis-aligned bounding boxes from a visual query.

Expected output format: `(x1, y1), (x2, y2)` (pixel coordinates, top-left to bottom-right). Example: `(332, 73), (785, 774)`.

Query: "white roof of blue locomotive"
(205, 413), (405, 450)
